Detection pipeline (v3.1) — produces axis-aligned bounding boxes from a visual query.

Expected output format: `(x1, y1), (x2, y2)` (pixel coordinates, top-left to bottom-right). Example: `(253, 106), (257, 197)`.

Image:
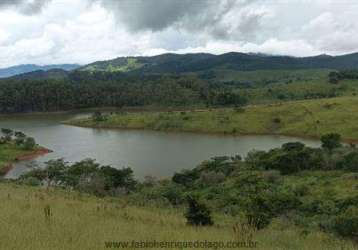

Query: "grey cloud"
(95, 0), (208, 31)
(94, 0), (264, 41)
(0, 0), (50, 14)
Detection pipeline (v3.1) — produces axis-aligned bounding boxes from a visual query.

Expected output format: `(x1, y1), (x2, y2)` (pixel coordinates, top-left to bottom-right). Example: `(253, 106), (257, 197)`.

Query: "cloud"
(0, 0), (50, 14)
(1, 0), (358, 68)
(92, 0), (267, 41)
(301, 10), (358, 54)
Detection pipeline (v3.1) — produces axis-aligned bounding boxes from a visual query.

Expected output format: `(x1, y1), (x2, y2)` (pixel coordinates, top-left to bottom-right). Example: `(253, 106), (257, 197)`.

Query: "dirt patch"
(14, 148), (52, 161)
(0, 147), (52, 176)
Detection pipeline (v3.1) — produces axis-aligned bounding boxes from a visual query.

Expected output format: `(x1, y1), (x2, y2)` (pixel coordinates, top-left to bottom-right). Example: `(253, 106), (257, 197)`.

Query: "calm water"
(0, 113), (320, 179)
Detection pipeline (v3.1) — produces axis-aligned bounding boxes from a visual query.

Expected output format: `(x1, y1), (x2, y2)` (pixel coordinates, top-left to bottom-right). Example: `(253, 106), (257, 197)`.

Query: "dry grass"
(0, 182), (356, 250)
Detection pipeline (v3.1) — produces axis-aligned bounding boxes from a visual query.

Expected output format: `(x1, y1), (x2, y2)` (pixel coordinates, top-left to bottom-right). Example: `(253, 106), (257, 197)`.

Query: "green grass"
(0, 181), (355, 250)
(81, 58), (144, 73)
(0, 143), (40, 173)
(67, 96), (358, 141)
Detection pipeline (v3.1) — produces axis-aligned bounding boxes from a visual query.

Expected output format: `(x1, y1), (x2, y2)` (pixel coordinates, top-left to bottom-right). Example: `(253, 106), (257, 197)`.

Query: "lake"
(0, 113), (320, 179)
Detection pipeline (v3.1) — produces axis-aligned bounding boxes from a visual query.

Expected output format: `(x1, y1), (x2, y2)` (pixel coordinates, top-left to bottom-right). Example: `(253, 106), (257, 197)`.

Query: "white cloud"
(0, 0), (358, 67)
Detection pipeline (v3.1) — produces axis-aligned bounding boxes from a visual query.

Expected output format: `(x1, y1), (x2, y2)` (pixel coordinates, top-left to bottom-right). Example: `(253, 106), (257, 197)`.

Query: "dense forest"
(1, 59), (358, 114)
(0, 71), (249, 113)
(1, 51), (358, 113)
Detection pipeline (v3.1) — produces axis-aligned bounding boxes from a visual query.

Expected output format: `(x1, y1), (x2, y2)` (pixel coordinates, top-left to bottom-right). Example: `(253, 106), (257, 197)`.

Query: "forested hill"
(1, 51), (358, 113)
(80, 52), (358, 74)
(0, 64), (80, 78)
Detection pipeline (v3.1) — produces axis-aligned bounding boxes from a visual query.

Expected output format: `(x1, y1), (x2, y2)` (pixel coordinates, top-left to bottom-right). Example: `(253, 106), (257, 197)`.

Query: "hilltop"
(79, 52), (358, 74)
(0, 64), (80, 78)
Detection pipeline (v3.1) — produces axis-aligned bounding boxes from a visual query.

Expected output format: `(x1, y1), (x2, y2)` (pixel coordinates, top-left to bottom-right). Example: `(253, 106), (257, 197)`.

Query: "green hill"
(79, 52), (358, 75)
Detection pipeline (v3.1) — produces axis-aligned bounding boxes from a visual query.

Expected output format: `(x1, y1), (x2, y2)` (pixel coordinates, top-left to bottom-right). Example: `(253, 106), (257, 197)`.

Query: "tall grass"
(0, 182), (355, 250)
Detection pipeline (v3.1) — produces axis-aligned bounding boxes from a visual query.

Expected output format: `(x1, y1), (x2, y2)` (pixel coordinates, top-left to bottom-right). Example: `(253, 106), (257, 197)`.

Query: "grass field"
(0, 182), (355, 250)
(67, 96), (358, 141)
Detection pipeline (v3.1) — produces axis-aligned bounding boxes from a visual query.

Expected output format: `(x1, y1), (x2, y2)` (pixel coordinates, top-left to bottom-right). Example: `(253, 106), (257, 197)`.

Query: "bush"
(99, 166), (137, 191)
(199, 171), (226, 185)
(23, 137), (36, 150)
(77, 173), (107, 197)
(1, 128), (13, 141)
(273, 117), (281, 124)
(185, 196), (213, 226)
(20, 158), (137, 195)
(245, 194), (272, 230)
(22, 177), (42, 186)
(334, 206), (358, 239)
(160, 183), (185, 205)
(262, 170), (281, 183)
(172, 169), (199, 187)
(321, 133), (342, 151)
(92, 111), (107, 122)
(338, 151), (358, 172)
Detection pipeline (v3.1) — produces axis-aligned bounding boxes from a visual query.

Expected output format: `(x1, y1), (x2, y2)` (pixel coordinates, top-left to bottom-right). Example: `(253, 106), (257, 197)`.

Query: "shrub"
(92, 111), (107, 122)
(273, 117), (281, 124)
(14, 131), (26, 145)
(334, 206), (358, 239)
(199, 171), (226, 185)
(77, 173), (107, 197)
(143, 175), (157, 187)
(185, 196), (213, 226)
(282, 142), (305, 151)
(1, 128), (13, 141)
(23, 137), (36, 150)
(172, 169), (199, 187)
(338, 151), (358, 172)
(246, 212), (271, 230)
(245, 194), (272, 230)
(293, 184), (310, 196)
(99, 166), (137, 191)
(22, 177), (42, 186)
(161, 183), (185, 205)
(321, 133), (342, 151)
(262, 170), (281, 183)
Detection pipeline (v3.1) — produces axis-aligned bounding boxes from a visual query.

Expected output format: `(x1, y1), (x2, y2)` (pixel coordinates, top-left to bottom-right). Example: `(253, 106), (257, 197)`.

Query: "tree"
(1, 128), (13, 141)
(185, 196), (213, 226)
(321, 133), (342, 151)
(328, 72), (339, 84)
(14, 131), (26, 145)
(99, 166), (137, 191)
(338, 151), (358, 172)
(282, 142), (305, 152)
(23, 137), (36, 150)
(334, 206), (358, 238)
(92, 111), (107, 122)
(172, 169), (199, 187)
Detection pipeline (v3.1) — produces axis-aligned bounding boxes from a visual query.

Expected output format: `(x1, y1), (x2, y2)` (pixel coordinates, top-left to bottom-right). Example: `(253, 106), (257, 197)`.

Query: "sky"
(0, 0), (358, 67)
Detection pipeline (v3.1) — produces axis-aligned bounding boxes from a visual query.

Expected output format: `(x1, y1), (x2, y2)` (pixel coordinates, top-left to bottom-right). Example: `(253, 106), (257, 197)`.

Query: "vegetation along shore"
(0, 132), (356, 249)
(0, 129), (50, 175)
(66, 96), (358, 142)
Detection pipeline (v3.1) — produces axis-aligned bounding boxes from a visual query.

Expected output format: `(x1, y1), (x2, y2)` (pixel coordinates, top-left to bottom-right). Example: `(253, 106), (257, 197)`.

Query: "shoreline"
(64, 121), (358, 144)
(65, 122), (348, 144)
(63, 96), (358, 144)
(0, 147), (52, 176)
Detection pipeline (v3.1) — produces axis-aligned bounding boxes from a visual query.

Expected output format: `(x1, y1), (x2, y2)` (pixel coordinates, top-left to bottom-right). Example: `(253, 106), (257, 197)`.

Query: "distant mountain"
(79, 52), (358, 74)
(7, 69), (69, 81)
(0, 64), (80, 78)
